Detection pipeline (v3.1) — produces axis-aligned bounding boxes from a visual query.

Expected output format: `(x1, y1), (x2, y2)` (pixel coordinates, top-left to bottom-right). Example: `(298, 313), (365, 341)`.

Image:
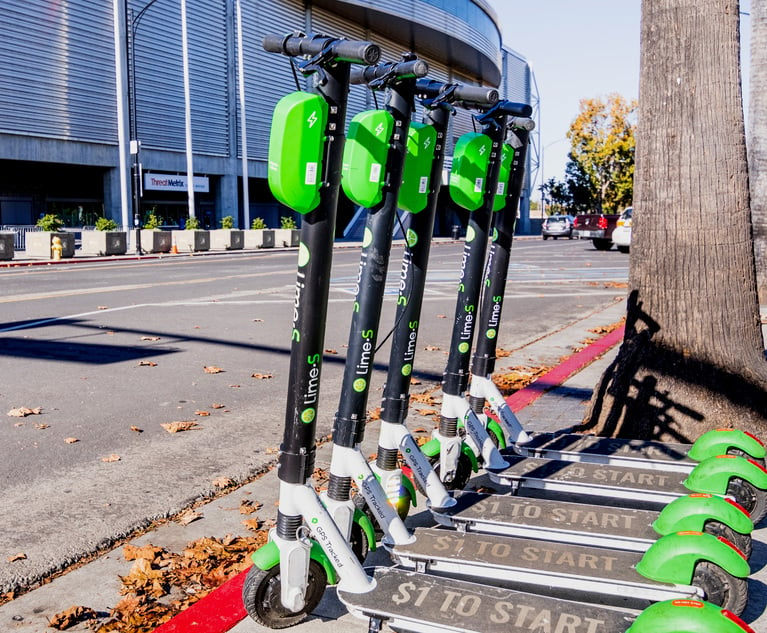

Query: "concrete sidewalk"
(2, 298), (766, 632)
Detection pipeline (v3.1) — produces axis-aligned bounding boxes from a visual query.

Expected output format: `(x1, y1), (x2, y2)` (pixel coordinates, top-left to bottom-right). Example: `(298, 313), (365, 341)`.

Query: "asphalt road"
(0, 238), (630, 594)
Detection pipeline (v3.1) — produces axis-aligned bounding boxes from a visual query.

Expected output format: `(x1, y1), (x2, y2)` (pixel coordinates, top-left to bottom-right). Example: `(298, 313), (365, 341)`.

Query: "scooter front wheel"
(242, 560), (328, 629)
(691, 561), (748, 615)
(427, 452), (473, 491)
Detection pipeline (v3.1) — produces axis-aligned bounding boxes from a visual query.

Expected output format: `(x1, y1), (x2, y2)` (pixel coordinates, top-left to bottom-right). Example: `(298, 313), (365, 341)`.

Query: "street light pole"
(126, 0), (162, 255)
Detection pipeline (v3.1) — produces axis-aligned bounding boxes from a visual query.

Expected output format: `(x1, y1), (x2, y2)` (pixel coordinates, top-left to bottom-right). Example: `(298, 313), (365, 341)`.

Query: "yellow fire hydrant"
(51, 235), (63, 260)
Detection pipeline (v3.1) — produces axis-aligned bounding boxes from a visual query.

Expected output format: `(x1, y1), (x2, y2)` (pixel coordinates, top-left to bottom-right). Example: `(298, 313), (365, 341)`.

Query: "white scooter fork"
(275, 480), (375, 611)
(469, 373), (532, 445)
(322, 445), (415, 546)
(372, 420), (456, 511)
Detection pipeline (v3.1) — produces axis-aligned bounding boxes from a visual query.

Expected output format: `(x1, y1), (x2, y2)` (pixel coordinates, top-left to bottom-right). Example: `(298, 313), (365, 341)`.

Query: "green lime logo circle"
(486, 328), (497, 339)
(301, 408), (316, 424)
(298, 242), (310, 267)
(311, 517), (318, 524)
(353, 378), (367, 392)
(466, 225), (476, 243)
(492, 227), (499, 242)
(401, 363), (412, 377)
(363, 227), (374, 248)
(459, 342), (470, 353)
(406, 228), (418, 248)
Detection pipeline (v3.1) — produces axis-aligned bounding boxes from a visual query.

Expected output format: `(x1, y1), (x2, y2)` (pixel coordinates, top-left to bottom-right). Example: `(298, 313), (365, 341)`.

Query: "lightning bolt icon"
(375, 122), (385, 136)
(307, 111), (318, 128)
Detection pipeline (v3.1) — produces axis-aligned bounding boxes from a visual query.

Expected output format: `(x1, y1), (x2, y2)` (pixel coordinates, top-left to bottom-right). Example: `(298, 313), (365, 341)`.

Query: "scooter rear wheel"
(703, 519), (752, 558)
(691, 561), (748, 615)
(242, 560), (327, 629)
(727, 476), (767, 525)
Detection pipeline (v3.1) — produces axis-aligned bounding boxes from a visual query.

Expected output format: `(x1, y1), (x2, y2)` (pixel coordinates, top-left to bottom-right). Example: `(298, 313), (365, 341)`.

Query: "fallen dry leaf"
(240, 499), (262, 515)
(324, 348), (338, 354)
(195, 410), (211, 417)
(212, 477), (234, 489)
(34, 423), (50, 430)
(251, 372), (273, 379)
(253, 318), (264, 322)
(241, 517), (260, 531)
(410, 377), (422, 385)
(7, 406), (41, 417)
(265, 446), (279, 454)
(101, 454), (121, 463)
(176, 508), (202, 526)
(211, 403), (225, 409)
(423, 345), (440, 351)
(436, 314), (447, 318)
(49, 605), (98, 630)
(161, 421), (198, 433)
(228, 384), (241, 388)
(130, 426), (143, 433)
(64, 437), (79, 444)
(8, 552), (26, 562)
(123, 543), (165, 562)
(203, 366), (225, 374)
(138, 360), (158, 367)
(97, 306), (109, 310)
(141, 336), (161, 341)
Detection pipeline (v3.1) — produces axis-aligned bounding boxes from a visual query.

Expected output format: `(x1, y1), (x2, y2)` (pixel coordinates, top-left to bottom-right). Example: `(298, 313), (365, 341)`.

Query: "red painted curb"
(507, 324), (625, 412)
(153, 569), (248, 632)
(152, 323), (625, 633)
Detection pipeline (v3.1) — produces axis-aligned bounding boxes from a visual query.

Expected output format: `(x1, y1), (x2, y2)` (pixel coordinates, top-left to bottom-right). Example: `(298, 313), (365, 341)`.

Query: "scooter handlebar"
(262, 33), (380, 65)
(415, 79), (498, 107)
(349, 59), (429, 85)
(497, 101), (534, 117)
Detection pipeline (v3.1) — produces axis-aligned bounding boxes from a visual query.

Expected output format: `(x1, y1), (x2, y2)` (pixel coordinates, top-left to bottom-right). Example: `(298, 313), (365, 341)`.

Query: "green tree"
(584, 0), (767, 439)
(567, 93), (636, 213)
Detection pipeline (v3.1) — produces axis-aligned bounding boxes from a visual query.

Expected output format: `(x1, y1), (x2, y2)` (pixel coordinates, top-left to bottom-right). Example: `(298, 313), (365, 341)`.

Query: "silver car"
(612, 207), (633, 253)
(541, 214), (575, 239)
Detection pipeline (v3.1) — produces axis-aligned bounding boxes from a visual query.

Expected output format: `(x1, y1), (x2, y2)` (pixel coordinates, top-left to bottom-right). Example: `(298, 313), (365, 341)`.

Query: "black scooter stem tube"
(333, 67), (424, 449)
(472, 124), (532, 378)
(273, 51), (366, 487)
(441, 109), (510, 397)
(379, 105), (452, 426)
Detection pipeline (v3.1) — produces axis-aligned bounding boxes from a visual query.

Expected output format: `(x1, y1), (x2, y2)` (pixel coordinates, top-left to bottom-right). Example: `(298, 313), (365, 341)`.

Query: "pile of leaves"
(492, 365), (551, 396)
(50, 531), (268, 632)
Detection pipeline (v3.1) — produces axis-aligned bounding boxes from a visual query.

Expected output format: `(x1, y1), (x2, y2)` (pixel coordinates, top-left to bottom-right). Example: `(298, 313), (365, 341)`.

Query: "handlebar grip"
(497, 101), (533, 117)
(454, 84), (499, 106)
(262, 33), (380, 65)
(333, 40), (381, 65)
(508, 117), (536, 131)
(350, 59), (429, 85)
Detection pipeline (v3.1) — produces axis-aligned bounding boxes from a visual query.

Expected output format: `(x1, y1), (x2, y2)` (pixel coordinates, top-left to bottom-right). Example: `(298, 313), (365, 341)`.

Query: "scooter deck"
(491, 453), (687, 507)
(519, 432), (694, 472)
(338, 565), (637, 633)
(390, 527), (700, 609)
(431, 490), (660, 549)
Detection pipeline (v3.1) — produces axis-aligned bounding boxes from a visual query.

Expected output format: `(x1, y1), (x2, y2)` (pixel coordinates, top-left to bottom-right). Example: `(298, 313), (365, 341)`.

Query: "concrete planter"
(243, 229), (275, 249)
(25, 232), (75, 258)
(0, 232), (14, 260)
(210, 229), (244, 250)
(274, 228), (300, 247)
(173, 230), (210, 252)
(81, 231), (127, 256)
(139, 229), (172, 253)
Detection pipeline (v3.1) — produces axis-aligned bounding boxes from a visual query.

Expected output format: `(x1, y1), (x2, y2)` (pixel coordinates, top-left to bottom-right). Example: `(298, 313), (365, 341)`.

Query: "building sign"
(144, 173), (210, 193)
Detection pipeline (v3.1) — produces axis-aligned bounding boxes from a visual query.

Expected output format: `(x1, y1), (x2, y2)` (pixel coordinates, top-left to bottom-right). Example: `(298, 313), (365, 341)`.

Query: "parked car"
(612, 207), (633, 253)
(541, 214), (575, 240)
(572, 211), (622, 250)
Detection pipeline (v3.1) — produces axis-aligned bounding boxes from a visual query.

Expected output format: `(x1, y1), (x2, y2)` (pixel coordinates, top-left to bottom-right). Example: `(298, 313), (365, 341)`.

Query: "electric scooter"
(242, 32), (385, 629)
(337, 101), (756, 633)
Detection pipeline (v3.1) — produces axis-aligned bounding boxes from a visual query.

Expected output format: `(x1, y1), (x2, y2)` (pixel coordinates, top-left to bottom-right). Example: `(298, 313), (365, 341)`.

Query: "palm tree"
(584, 0), (767, 439)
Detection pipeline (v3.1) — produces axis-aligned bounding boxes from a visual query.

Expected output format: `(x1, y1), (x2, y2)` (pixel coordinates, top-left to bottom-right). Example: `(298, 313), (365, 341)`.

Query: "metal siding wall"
(239, 0), (306, 159)
(0, 1), (117, 142)
(502, 50), (531, 105)
(132, 0), (229, 155)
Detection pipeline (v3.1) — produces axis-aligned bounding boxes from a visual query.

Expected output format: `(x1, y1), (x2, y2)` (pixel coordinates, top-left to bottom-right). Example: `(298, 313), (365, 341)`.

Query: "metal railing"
(0, 225), (43, 250)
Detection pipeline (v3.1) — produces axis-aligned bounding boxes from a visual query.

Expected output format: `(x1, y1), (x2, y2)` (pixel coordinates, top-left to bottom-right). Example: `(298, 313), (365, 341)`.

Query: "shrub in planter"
(275, 215), (300, 247)
(26, 214), (75, 258)
(244, 217), (275, 249)
(81, 217), (127, 256)
(139, 212), (171, 253)
(173, 216), (210, 252)
(211, 215), (244, 250)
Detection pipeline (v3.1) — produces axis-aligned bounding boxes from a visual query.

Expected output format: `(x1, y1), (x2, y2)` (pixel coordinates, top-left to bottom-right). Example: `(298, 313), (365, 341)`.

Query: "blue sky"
(487, 0), (751, 200)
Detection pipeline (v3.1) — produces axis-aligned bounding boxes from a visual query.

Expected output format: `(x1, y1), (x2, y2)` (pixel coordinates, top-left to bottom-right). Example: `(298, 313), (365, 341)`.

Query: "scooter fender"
(267, 92), (328, 214)
(635, 531), (750, 585)
(653, 493), (753, 537)
(251, 539), (338, 585)
(353, 507), (377, 552)
(684, 454), (767, 494)
(626, 599), (756, 633)
(486, 418), (507, 450)
(420, 438), (479, 473)
(688, 428), (766, 462)
(341, 109), (394, 208)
